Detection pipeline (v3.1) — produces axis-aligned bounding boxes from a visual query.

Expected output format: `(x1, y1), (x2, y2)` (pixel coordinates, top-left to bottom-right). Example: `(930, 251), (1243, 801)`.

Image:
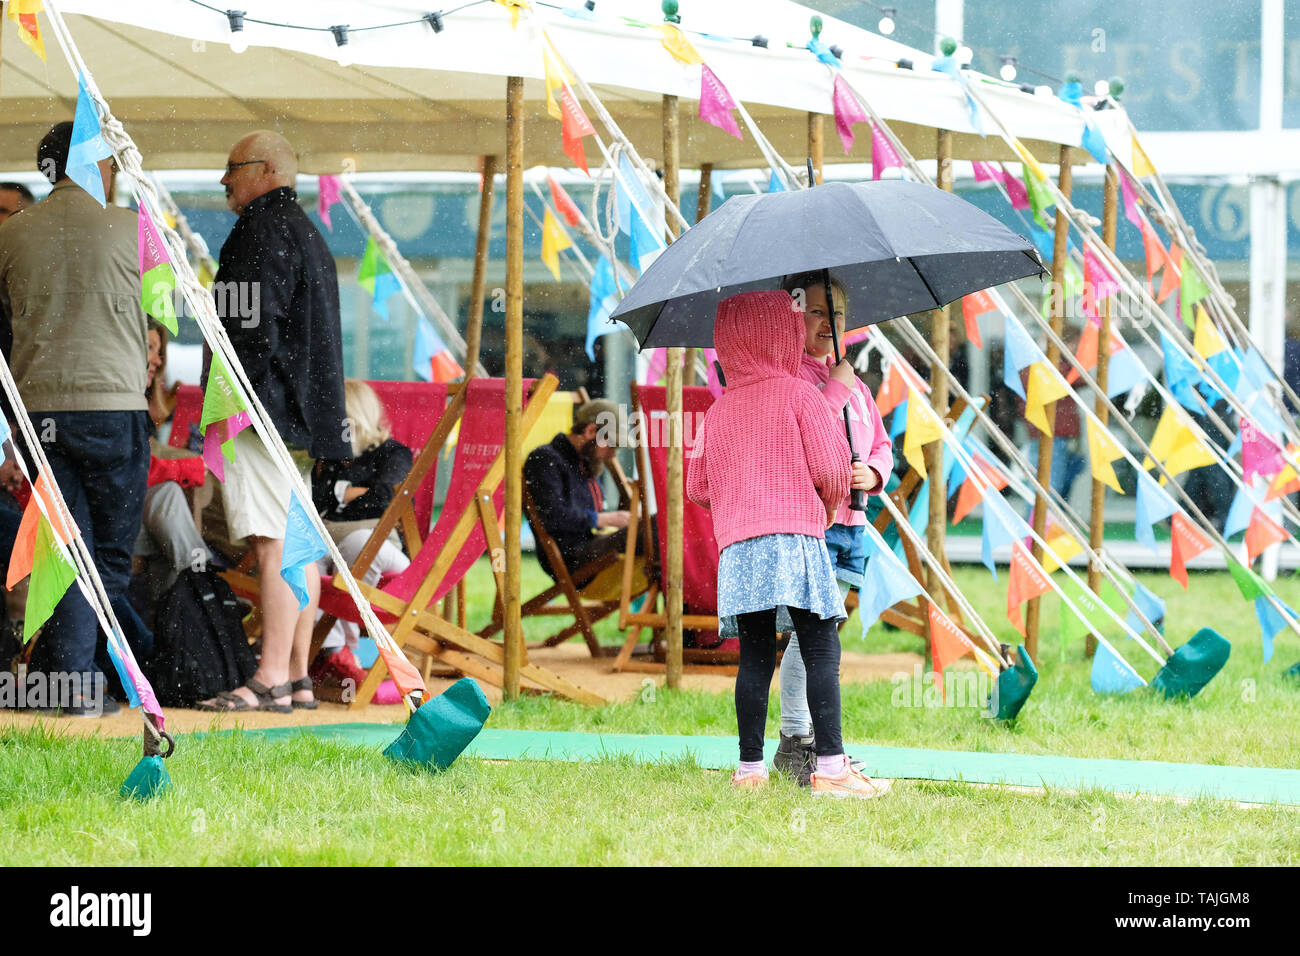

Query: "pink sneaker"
(730, 769), (769, 790)
(810, 764), (892, 799)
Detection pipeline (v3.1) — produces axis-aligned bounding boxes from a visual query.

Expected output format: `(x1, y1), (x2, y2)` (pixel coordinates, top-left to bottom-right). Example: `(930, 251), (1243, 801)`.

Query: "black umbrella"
(610, 179), (1045, 349)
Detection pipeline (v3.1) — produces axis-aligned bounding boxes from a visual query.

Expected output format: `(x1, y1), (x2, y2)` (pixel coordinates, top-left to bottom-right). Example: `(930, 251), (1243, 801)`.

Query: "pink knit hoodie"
(798, 354), (894, 527)
(686, 291), (851, 550)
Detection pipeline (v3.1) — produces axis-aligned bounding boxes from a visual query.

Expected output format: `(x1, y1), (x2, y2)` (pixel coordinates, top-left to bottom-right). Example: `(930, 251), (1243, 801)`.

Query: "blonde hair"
(781, 271), (849, 321)
(344, 379), (391, 456)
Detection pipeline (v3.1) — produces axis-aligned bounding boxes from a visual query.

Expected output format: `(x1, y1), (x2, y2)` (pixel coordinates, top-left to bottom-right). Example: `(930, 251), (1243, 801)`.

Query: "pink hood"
(714, 290), (803, 387)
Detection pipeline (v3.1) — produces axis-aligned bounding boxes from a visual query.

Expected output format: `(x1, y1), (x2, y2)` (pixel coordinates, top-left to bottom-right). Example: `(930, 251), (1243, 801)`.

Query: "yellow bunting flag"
(7, 0), (46, 62)
(903, 387), (943, 479)
(1087, 418), (1125, 494)
(542, 36), (574, 120)
(1268, 461), (1300, 502)
(1193, 305), (1228, 359)
(1131, 133), (1156, 178)
(660, 23), (704, 64)
(1013, 138), (1048, 183)
(1024, 362), (1069, 436)
(1163, 430), (1215, 479)
(1042, 529), (1084, 573)
(494, 0), (528, 30)
(1142, 406), (1182, 470)
(539, 207), (572, 281)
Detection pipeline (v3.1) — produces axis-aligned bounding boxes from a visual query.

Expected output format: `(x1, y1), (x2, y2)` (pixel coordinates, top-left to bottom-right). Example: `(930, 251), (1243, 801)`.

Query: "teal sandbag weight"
(990, 645), (1037, 720)
(120, 755), (170, 801)
(1151, 628), (1230, 700)
(1286, 660), (1300, 680)
(384, 677), (491, 770)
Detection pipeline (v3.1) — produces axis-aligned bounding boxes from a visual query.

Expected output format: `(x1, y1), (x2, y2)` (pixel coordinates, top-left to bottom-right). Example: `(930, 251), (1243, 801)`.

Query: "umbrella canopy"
(610, 180), (1045, 349)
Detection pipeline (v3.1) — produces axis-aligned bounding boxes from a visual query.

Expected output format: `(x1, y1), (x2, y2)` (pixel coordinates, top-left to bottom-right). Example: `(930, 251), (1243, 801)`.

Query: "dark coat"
(213, 186), (350, 460)
(313, 438), (413, 521)
(523, 433), (603, 576)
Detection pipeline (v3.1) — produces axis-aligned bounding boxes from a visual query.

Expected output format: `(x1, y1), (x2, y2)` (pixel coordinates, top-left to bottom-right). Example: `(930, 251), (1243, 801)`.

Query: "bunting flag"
(495, 0), (525, 29)
(358, 237), (402, 320)
(8, 475), (72, 589)
(616, 154), (666, 272)
(927, 601), (977, 697)
(1066, 321), (1099, 385)
(1241, 417), (1285, 483)
(280, 494), (329, 610)
(1131, 133), (1157, 178)
(1135, 469), (1177, 553)
(1193, 305), (1228, 359)
(1080, 246), (1119, 320)
(1157, 242), (1182, 304)
(1041, 528), (1084, 573)
(889, 400), (908, 439)
(1023, 166), (1055, 230)
(659, 22), (703, 64)
(768, 169), (786, 193)
(1061, 577), (1108, 647)
(547, 174), (583, 227)
(1267, 460), (1300, 502)
(1119, 168), (1142, 228)
(1091, 640), (1145, 694)
(1161, 429), (1215, 478)
(67, 74), (112, 207)
(830, 74), (869, 153)
(961, 289), (995, 348)
(970, 449), (1010, 490)
(981, 492), (1026, 579)
(1224, 483), (1254, 539)
(413, 319), (463, 383)
(1024, 362), (1069, 435)
(902, 387), (943, 478)
(1002, 317), (1041, 399)
(1086, 418), (1125, 494)
(1123, 581), (1166, 639)
(908, 479), (930, 538)
(1138, 220), (1168, 295)
(643, 348), (667, 385)
(585, 254), (621, 361)
(999, 163), (1030, 210)
(316, 175), (341, 231)
(1245, 507), (1288, 564)
(1169, 511), (1212, 588)
(201, 352), (247, 432)
(807, 34), (841, 68)
(7, 0), (46, 61)
(1106, 345), (1148, 399)
(858, 536), (923, 631)
(953, 478), (982, 524)
(138, 207), (178, 335)
(1254, 596), (1295, 664)
(1179, 260), (1211, 329)
(542, 37), (574, 119)
(1228, 558), (1268, 601)
(540, 207), (573, 281)
(875, 362), (907, 416)
(699, 64), (741, 139)
(1160, 329), (1204, 411)
(1144, 407), (1184, 470)
(24, 516), (78, 643)
(559, 86), (595, 174)
(1006, 542), (1051, 636)
(201, 412), (250, 483)
(972, 161), (998, 183)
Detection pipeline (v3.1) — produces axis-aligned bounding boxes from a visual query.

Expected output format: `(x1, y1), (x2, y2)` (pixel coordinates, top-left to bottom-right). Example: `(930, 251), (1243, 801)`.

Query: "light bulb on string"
(955, 45), (973, 66)
(331, 24), (352, 67)
(1094, 79), (1110, 98)
(226, 9), (247, 54)
(878, 7), (896, 35)
(999, 56), (1017, 82)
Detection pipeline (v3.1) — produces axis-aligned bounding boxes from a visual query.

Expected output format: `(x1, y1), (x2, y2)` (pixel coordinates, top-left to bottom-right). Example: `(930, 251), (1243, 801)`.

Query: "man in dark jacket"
(199, 130), (350, 713)
(524, 398), (652, 583)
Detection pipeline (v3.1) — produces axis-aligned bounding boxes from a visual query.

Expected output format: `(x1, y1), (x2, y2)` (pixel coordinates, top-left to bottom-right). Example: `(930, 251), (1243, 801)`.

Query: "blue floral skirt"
(717, 533), (846, 639)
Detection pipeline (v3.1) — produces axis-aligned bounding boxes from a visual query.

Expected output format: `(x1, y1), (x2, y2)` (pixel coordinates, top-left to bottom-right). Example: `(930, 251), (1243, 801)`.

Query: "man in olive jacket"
(0, 122), (148, 716)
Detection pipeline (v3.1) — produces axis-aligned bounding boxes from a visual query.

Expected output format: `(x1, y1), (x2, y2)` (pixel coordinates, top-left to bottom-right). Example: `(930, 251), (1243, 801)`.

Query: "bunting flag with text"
(1240, 416), (1285, 483)
(871, 122), (904, 181)
(138, 206), (178, 335)
(1060, 576), (1108, 648)
(699, 65), (741, 139)
(559, 87), (596, 174)
(1169, 511), (1212, 588)
(1245, 507), (1288, 564)
(831, 74), (868, 153)
(7, 0), (45, 61)
(1091, 639), (1146, 694)
(1041, 527), (1084, 573)
(1006, 542), (1051, 636)
(927, 601), (978, 698)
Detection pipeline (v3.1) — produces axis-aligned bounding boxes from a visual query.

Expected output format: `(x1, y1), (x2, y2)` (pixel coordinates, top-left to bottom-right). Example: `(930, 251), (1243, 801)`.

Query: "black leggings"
(735, 606), (842, 762)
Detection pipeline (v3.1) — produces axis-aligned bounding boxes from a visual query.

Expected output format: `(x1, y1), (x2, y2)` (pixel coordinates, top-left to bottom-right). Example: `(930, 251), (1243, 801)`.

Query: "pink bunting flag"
(871, 122), (902, 181)
(832, 74), (869, 154)
(1241, 416), (1285, 483)
(317, 175), (341, 232)
(999, 163), (1029, 209)
(1118, 168), (1141, 229)
(699, 64), (741, 140)
(122, 654), (165, 730)
(644, 348), (667, 385)
(201, 411), (251, 482)
(971, 161), (1000, 183)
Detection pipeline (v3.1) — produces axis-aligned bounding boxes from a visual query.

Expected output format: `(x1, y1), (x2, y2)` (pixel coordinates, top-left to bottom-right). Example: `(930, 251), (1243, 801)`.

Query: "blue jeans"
(27, 411), (150, 681)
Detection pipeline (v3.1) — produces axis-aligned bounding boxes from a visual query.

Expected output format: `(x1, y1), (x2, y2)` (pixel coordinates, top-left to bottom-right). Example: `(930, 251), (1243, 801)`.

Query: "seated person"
(523, 397), (654, 583)
(312, 380), (413, 668)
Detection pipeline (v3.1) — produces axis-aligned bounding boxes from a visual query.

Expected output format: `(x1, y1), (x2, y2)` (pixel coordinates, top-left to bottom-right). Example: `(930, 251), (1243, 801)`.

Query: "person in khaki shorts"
(198, 131), (350, 713)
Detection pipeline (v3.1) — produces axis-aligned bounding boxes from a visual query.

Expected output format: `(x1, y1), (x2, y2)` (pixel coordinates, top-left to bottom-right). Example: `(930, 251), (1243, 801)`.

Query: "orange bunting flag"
(559, 87), (595, 174)
(1067, 321), (1098, 385)
(1169, 511), (1211, 589)
(1157, 242), (1182, 305)
(927, 601), (977, 697)
(1131, 133), (1156, 178)
(1193, 305), (1228, 359)
(1267, 462), (1300, 502)
(875, 362), (906, 416)
(547, 174), (583, 227)
(903, 387), (943, 478)
(7, 475), (74, 590)
(971, 451), (1010, 491)
(375, 641), (428, 705)
(1086, 418), (1125, 494)
(1006, 542), (1052, 635)
(1139, 220), (1167, 295)
(1245, 507), (1288, 564)
(7, 0), (46, 62)
(961, 290), (995, 349)
(953, 478), (983, 524)
(1024, 362), (1069, 436)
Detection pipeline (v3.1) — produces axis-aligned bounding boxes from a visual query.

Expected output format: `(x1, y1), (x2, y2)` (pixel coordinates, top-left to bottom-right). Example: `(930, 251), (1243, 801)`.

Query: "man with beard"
(523, 398), (638, 582)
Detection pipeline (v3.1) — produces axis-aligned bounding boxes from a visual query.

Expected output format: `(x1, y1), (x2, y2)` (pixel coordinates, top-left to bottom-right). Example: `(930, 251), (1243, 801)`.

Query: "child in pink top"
(772, 272), (894, 788)
(687, 290), (887, 798)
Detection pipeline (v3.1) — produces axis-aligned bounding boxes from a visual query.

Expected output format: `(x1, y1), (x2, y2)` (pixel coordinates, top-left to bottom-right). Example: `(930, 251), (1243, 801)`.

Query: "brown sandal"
(290, 676), (318, 710)
(197, 678), (292, 713)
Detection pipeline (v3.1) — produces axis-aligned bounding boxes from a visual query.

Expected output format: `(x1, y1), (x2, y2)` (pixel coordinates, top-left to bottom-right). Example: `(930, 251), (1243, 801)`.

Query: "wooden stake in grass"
(503, 77), (524, 700)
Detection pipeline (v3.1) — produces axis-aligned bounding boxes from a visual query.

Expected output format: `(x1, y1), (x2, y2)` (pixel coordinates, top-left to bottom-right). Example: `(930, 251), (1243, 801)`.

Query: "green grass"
(3, 559), (1300, 865)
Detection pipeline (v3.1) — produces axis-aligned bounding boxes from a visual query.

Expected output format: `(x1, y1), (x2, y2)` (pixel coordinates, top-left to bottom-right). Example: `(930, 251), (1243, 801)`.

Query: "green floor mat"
(191, 724), (1300, 805)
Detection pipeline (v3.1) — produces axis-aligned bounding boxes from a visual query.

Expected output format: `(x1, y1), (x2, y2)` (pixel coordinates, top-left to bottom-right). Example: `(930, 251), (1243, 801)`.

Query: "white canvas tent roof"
(1, 0), (1094, 173)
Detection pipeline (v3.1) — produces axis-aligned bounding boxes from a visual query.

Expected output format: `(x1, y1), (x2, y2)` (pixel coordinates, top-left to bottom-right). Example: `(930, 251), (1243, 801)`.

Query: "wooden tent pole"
(924, 129), (953, 649)
(808, 112), (824, 184)
(696, 163), (713, 222)
(464, 154), (497, 380)
(503, 77), (524, 699)
(1026, 145), (1073, 663)
(1086, 163), (1119, 657)
(663, 93), (684, 689)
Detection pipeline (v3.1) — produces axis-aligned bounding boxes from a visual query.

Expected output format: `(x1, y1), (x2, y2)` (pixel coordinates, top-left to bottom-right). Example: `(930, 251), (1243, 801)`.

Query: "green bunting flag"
(25, 516), (77, 643)
(138, 206), (178, 335)
(1228, 559), (1270, 602)
(1179, 260), (1211, 329)
(1023, 165), (1055, 230)
(357, 236), (388, 295)
(201, 351), (246, 431)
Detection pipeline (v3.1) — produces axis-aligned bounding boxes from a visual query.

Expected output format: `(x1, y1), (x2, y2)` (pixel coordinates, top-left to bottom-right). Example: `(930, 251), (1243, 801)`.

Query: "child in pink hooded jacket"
(687, 289), (886, 798)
